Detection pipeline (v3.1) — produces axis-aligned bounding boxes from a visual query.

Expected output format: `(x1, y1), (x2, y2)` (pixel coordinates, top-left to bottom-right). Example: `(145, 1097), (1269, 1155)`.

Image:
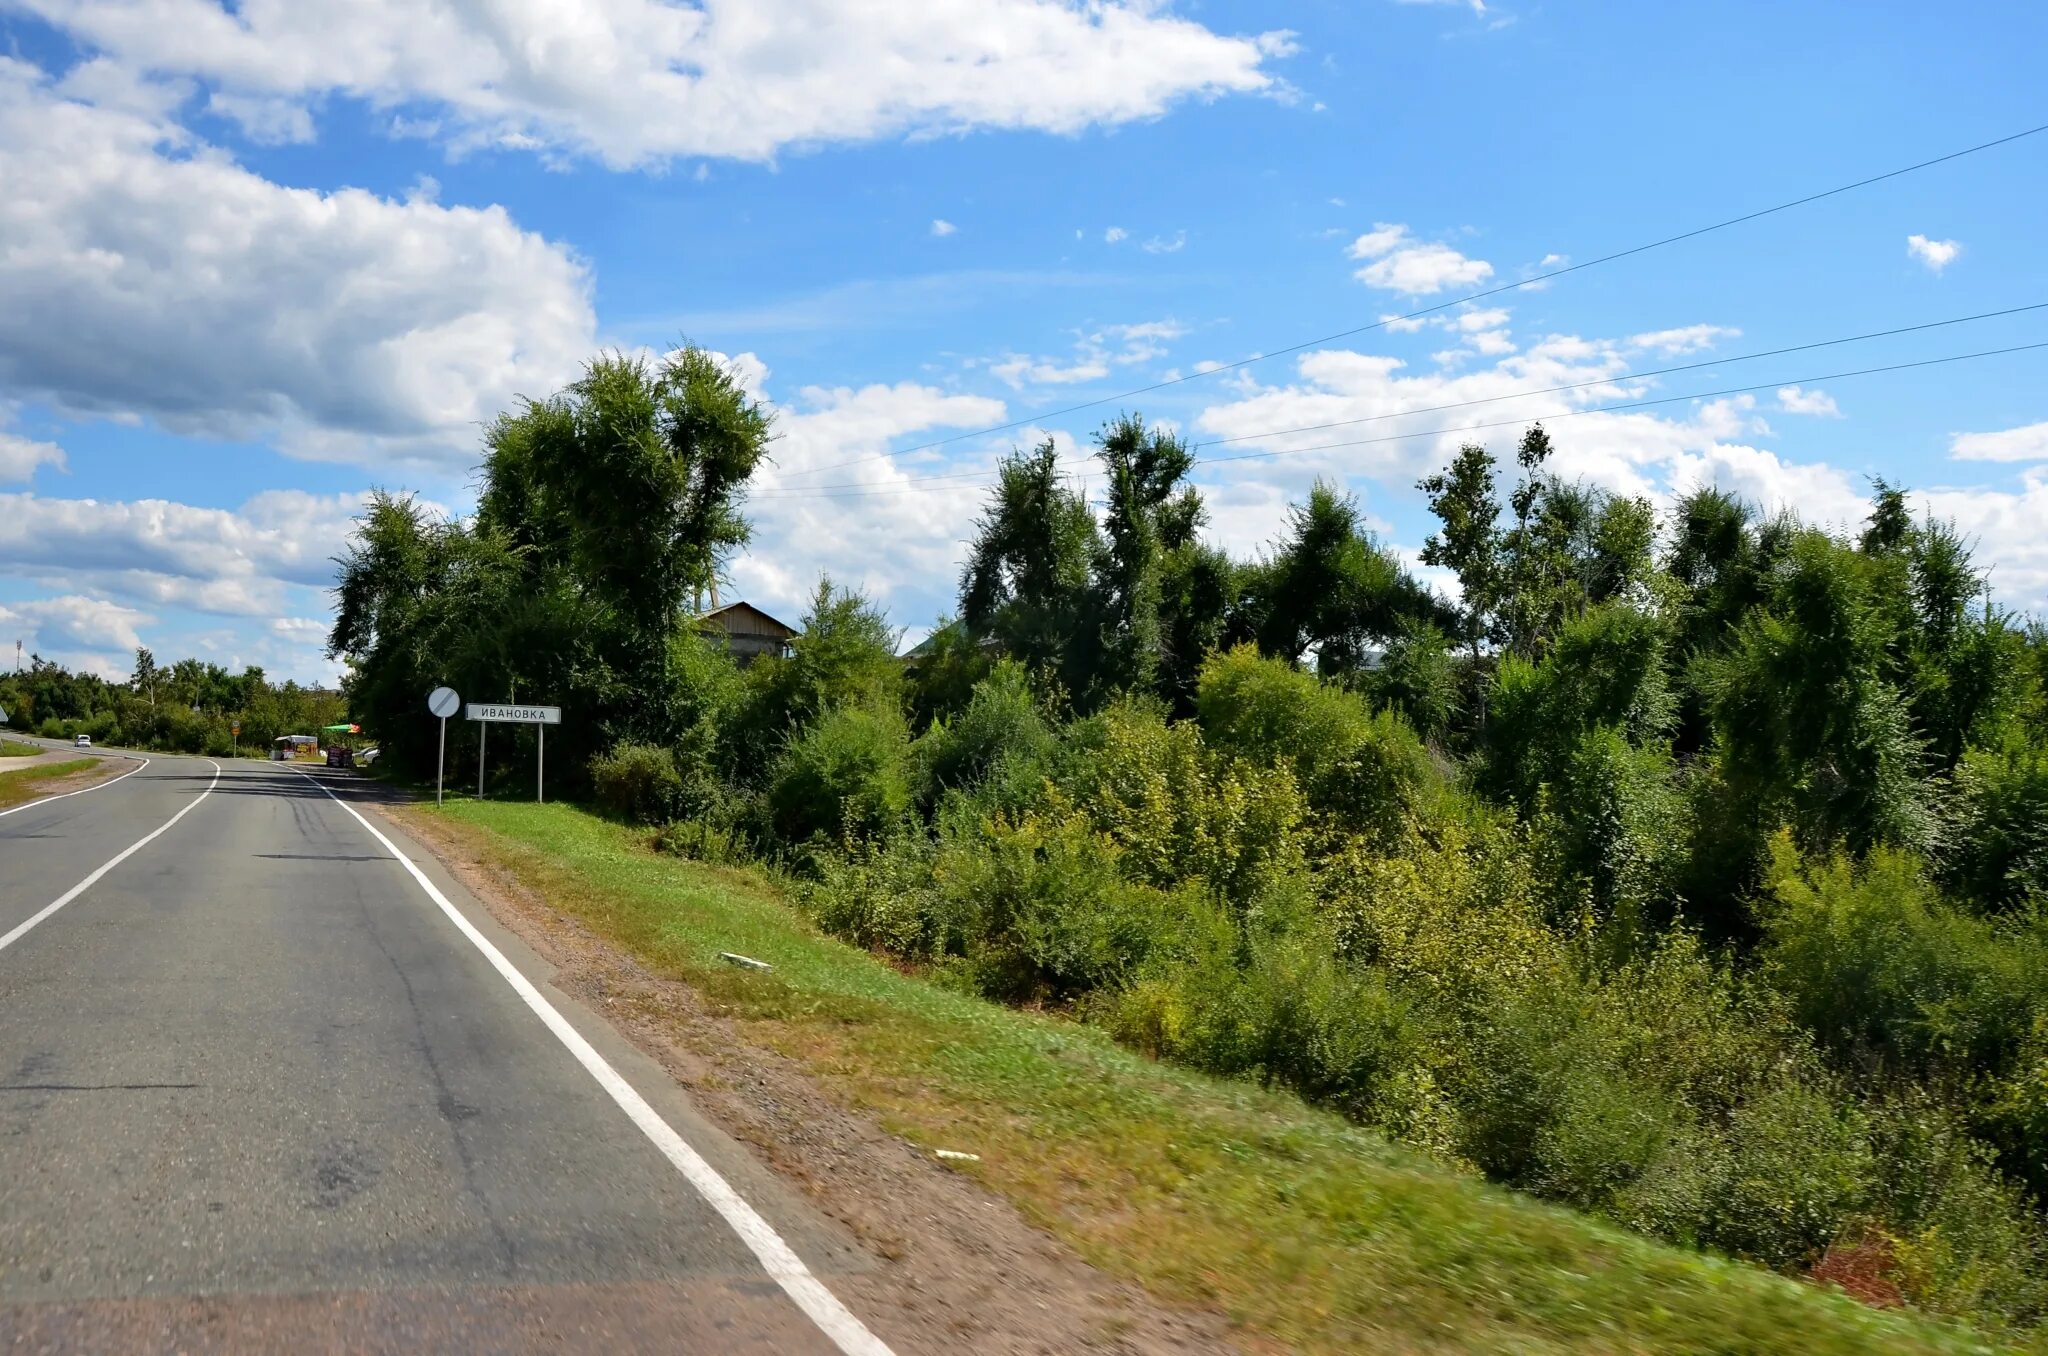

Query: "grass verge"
(0, 739), (42, 759)
(0, 758), (102, 811)
(411, 798), (2023, 1356)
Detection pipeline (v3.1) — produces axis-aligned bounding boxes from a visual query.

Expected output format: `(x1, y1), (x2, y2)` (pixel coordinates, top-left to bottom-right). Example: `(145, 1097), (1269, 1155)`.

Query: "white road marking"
(0, 760), (220, 956)
(286, 767), (897, 1356)
(0, 752), (150, 820)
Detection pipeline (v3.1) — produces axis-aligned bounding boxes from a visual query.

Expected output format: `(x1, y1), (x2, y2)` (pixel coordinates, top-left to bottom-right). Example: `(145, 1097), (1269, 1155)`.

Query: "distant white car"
(356, 746), (380, 766)
(74, 734), (92, 748)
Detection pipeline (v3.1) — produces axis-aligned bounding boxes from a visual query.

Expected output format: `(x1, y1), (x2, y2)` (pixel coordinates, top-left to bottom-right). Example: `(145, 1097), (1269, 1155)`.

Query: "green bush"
(1698, 1077), (1874, 1270)
(1943, 734), (2048, 912)
(1869, 1091), (2048, 1323)
(1060, 698), (1305, 908)
(767, 702), (913, 846)
(913, 660), (1054, 804)
(589, 742), (686, 825)
(1760, 836), (2047, 1077)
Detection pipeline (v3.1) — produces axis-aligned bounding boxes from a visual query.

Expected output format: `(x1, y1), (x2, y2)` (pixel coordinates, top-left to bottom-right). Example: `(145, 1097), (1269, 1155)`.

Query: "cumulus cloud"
(0, 423), (66, 483)
(4, 594), (152, 655)
(930, 218), (957, 237)
(1776, 385), (1842, 417)
(1950, 420), (2048, 463)
(1142, 230), (1188, 254)
(1347, 223), (1492, 295)
(732, 379), (1013, 624)
(1907, 234), (1961, 273)
(0, 488), (367, 618)
(0, 58), (596, 466)
(18, 0), (1294, 169)
(1104, 226), (1130, 243)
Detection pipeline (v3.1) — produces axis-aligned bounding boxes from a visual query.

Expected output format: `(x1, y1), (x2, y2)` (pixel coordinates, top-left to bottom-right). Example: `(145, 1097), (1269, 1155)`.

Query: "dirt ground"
(385, 805), (1248, 1356)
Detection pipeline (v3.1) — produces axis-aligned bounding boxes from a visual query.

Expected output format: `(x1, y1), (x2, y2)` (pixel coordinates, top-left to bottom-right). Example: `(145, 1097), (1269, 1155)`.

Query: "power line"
(749, 303), (2047, 497)
(771, 118), (2048, 482)
(750, 338), (2048, 501)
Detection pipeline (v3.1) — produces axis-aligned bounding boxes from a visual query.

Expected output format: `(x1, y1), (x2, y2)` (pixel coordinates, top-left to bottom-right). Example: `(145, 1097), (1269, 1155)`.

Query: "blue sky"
(1, 0), (2044, 683)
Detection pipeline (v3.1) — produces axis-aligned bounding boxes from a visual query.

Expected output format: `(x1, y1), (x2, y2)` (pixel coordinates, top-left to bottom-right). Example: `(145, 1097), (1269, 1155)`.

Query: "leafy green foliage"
(344, 388), (2048, 1336)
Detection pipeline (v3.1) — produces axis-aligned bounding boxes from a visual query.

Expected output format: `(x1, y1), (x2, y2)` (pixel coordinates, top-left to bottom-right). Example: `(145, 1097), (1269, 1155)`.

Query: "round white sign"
(427, 686), (460, 719)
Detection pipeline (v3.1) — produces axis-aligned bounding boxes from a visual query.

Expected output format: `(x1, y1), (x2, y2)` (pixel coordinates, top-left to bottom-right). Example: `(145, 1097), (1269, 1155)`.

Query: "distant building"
(696, 601), (797, 666)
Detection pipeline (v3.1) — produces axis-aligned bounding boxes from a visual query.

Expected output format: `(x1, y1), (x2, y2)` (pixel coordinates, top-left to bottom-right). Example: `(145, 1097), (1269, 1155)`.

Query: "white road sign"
(466, 704), (562, 725)
(427, 686), (461, 719)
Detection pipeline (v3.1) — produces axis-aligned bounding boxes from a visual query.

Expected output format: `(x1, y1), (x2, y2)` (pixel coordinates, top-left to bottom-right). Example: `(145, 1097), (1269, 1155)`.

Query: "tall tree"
(960, 439), (1101, 697)
(1418, 442), (1504, 659)
(1089, 414), (1201, 703)
(1251, 481), (1448, 673)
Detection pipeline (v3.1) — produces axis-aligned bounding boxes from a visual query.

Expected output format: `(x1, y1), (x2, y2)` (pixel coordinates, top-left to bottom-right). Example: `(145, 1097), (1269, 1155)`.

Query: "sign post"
(231, 719), (241, 759)
(464, 703), (562, 803)
(427, 686), (460, 805)
(478, 720), (487, 800)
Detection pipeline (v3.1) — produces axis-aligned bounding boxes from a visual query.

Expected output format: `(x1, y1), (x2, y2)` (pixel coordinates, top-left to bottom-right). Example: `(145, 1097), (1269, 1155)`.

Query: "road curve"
(0, 754), (878, 1353)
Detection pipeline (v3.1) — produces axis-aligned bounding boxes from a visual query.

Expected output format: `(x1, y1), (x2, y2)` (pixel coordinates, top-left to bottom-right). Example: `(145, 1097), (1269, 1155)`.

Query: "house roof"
(696, 600), (798, 640)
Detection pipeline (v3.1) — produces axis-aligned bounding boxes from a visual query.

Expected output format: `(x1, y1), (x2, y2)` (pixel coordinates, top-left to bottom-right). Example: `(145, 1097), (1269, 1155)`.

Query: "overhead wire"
(747, 338), (2048, 502)
(769, 119), (2048, 482)
(747, 304), (2048, 499)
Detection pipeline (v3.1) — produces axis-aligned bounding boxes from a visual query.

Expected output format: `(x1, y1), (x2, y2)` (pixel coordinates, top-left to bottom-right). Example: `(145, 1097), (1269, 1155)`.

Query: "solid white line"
(0, 752), (151, 820)
(0, 759), (220, 956)
(285, 767), (896, 1356)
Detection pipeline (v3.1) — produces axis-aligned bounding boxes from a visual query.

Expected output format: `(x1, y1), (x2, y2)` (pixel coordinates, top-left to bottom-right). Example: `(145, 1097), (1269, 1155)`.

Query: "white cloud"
(1921, 469), (2048, 609)
(1950, 420), (2048, 463)
(930, 218), (957, 237)
(1104, 226), (1129, 243)
(0, 487), (367, 618)
(21, 0), (1294, 169)
(1776, 385), (1842, 418)
(1142, 230), (1188, 254)
(0, 421), (67, 483)
(989, 355), (1111, 388)
(1347, 223), (1492, 295)
(1907, 234), (1961, 273)
(1629, 324), (1739, 355)
(734, 380), (1013, 624)
(0, 59), (596, 466)
(5, 594), (152, 654)
(984, 318), (1186, 388)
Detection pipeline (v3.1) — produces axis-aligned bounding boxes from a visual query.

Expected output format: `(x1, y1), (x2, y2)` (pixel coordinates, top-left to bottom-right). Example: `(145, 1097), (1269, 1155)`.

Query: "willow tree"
(475, 347), (773, 737)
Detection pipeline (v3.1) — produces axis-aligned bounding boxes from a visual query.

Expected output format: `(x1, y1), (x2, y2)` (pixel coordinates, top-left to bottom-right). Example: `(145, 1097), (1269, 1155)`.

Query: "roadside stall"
(272, 734), (318, 762)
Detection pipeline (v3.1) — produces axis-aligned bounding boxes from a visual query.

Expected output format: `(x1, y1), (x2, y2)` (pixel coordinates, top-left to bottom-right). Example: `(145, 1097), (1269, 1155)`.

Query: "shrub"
(1193, 646), (1434, 848)
(1870, 1091), (2048, 1323)
(1367, 617), (1458, 739)
(1760, 836), (2046, 1077)
(913, 661), (1054, 803)
(589, 742), (685, 825)
(1693, 1076), (1873, 1270)
(767, 702), (913, 846)
(1060, 698), (1305, 908)
(1942, 734), (2048, 912)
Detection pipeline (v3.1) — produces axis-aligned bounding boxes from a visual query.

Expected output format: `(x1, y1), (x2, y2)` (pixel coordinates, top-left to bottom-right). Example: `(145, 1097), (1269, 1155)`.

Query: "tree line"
(0, 651), (344, 753)
(331, 349), (2048, 1332)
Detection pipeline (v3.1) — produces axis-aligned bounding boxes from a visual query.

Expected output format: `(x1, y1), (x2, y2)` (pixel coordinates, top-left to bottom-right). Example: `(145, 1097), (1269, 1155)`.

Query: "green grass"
(0, 739), (42, 759)
(0, 757), (100, 811)
(411, 798), (2025, 1356)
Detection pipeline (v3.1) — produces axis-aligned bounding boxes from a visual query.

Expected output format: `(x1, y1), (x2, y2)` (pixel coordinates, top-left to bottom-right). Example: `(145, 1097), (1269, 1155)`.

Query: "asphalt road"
(0, 752), (884, 1353)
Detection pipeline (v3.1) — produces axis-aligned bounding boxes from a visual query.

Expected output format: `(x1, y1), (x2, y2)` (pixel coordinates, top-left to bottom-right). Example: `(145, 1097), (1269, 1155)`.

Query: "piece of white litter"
(719, 951), (773, 970)
(934, 1149), (980, 1162)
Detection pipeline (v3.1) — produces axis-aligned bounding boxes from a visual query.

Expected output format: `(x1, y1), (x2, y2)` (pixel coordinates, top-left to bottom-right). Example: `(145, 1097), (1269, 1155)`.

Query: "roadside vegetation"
(417, 796), (2012, 1355)
(0, 656), (343, 755)
(0, 738), (41, 758)
(317, 348), (2048, 1339)
(0, 757), (103, 811)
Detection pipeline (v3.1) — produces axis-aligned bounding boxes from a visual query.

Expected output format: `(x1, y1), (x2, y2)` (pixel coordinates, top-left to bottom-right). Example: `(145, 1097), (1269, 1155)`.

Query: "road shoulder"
(374, 793), (1242, 1356)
